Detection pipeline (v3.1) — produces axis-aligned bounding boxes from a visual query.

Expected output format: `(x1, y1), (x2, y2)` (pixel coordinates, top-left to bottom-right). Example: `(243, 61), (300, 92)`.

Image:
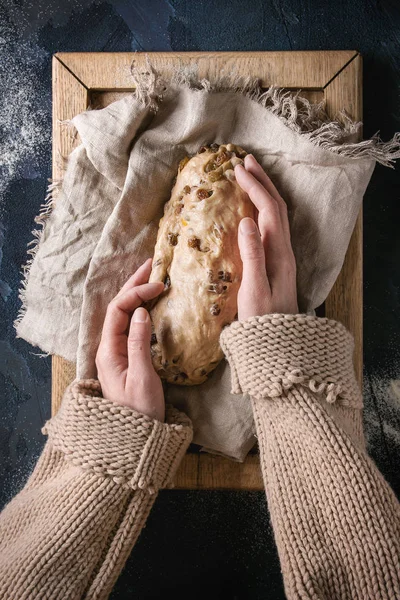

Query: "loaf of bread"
(149, 143), (254, 385)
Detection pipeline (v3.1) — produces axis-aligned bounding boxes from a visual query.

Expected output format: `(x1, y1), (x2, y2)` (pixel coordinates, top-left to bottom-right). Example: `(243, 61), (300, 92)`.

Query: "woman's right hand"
(234, 155), (298, 321)
(95, 259), (165, 421)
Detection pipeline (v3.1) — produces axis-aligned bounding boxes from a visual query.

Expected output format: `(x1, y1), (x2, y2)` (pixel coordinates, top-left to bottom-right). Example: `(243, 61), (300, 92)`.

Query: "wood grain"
(52, 51), (363, 489)
(324, 55), (363, 385)
(52, 58), (87, 178)
(56, 51), (358, 90)
(173, 454), (263, 490)
(52, 356), (76, 411)
(51, 58), (86, 414)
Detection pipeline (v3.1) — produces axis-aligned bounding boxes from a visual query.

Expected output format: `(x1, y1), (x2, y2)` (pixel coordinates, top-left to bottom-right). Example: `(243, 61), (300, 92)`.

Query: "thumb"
(127, 307), (153, 369)
(238, 218), (271, 320)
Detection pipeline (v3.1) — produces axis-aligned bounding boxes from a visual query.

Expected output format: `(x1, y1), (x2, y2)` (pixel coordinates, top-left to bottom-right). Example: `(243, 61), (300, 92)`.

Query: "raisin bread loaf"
(149, 143), (254, 385)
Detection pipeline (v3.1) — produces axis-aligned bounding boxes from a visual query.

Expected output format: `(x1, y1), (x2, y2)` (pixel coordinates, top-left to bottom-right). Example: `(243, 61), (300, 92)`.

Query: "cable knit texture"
(43, 379), (192, 493)
(222, 314), (400, 600)
(220, 313), (362, 406)
(0, 380), (193, 600)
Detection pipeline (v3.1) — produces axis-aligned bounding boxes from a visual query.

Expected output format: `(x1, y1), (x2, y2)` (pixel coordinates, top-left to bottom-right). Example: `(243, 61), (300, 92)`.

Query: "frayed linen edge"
(14, 179), (63, 335)
(14, 116), (74, 335)
(130, 58), (400, 167)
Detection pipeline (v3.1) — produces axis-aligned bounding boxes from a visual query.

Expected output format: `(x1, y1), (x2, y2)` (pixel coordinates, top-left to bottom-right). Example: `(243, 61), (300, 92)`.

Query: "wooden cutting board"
(52, 51), (362, 490)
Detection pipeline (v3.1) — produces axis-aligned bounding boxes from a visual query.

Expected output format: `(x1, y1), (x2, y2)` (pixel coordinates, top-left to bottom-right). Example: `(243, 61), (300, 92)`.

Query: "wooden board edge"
(324, 55), (363, 385)
(324, 53), (362, 117)
(52, 356), (76, 414)
(52, 56), (88, 180)
(54, 50), (360, 90)
(173, 454), (264, 490)
(52, 56), (86, 414)
(53, 54), (89, 90)
(322, 51), (361, 88)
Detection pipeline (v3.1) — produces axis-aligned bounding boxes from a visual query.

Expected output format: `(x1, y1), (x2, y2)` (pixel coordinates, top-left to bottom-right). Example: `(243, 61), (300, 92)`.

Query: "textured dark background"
(1, 1), (400, 598)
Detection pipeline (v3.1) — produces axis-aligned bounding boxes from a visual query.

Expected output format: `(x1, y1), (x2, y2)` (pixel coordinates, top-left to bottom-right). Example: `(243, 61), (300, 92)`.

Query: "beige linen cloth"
(15, 64), (400, 461)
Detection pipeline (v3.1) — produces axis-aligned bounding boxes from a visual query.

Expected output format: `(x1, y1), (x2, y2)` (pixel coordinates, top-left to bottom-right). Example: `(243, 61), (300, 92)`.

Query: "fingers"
(235, 158), (298, 317)
(237, 217), (271, 320)
(127, 306), (153, 373)
(235, 163), (279, 220)
(115, 258), (153, 299)
(244, 154), (281, 202)
(126, 307), (165, 421)
(101, 281), (164, 343)
(243, 155), (292, 246)
(235, 164), (286, 272)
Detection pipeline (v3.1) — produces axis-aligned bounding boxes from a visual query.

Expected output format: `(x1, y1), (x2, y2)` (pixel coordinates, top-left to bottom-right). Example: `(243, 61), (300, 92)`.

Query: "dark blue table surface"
(1, 1), (400, 598)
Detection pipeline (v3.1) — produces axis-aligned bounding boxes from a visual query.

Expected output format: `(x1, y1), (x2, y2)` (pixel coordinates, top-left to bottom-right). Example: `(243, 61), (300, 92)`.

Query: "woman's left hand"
(95, 258), (166, 421)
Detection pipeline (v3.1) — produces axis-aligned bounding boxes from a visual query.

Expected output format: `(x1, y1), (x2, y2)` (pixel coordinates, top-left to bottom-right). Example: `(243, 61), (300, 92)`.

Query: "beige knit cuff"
(220, 314), (362, 407)
(42, 379), (193, 493)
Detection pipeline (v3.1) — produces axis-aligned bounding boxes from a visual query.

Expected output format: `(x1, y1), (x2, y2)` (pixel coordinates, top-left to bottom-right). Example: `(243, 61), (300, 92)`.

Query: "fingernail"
(240, 218), (258, 235)
(133, 307), (148, 323)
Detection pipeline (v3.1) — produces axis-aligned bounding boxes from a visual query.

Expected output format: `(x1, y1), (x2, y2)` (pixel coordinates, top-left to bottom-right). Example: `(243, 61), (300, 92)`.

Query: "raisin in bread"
(149, 143), (254, 385)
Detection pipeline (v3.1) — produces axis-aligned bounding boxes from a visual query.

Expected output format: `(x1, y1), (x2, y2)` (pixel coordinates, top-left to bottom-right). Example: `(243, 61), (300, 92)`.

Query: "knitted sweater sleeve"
(220, 314), (400, 600)
(0, 379), (193, 600)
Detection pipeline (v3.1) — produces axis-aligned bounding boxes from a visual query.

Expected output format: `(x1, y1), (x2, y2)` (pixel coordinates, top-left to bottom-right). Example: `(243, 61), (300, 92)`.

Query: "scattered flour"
(0, 17), (50, 217)
(363, 356), (400, 460)
(0, 222), (11, 300)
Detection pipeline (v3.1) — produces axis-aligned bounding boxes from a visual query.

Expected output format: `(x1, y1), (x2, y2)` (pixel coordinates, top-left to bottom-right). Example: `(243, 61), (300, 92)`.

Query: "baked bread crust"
(149, 143), (254, 385)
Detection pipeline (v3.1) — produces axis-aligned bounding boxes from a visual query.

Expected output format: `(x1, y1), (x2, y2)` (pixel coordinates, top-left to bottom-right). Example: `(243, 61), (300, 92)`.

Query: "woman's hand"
(234, 155), (298, 321)
(95, 258), (165, 421)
